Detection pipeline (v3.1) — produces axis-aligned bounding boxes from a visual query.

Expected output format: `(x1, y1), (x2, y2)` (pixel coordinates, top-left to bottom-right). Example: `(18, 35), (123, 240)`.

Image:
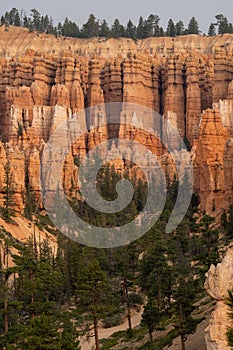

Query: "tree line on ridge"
(1, 8), (233, 39)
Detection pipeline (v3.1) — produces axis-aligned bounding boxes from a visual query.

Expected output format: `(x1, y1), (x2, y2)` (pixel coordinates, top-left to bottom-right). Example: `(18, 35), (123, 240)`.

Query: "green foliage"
(226, 290), (233, 348)
(208, 23), (216, 36)
(126, 20), (137, 39)
(81, 14), (99, 37)
(215, 14), (233, 34)
(198, 214), (219, 268)
(111, 19), (126, 38)
(62, 17), (79, 37)
(0, 161), (16, 221)
(0, 140), (228, 349)
(141, 298), (161, 341)
(221, 205), (233, 243)
(227, 327), (233, 348)
(138, 328), (178, 349)
(187, 17), (199, 34)
(175, 21), (185, 36)
(4, 7), (232, 39)
(2, 314), (80, 349)
(99, 20), (110, 37)
(166, 19), (176, 37)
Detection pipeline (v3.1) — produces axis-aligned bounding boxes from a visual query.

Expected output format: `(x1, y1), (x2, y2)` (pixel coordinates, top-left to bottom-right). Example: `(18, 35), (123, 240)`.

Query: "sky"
(0, 0), (233, 33)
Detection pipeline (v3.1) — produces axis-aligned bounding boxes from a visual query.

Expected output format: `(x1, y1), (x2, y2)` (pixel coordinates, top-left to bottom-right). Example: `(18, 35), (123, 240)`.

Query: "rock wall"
(205, 244), (233, 350)
(1, 26), (233, 350)
(0, 28), (233, 216)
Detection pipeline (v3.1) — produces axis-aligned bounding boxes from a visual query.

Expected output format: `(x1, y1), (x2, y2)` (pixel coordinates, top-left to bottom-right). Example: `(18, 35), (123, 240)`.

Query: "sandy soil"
(79, 307), (143, 350)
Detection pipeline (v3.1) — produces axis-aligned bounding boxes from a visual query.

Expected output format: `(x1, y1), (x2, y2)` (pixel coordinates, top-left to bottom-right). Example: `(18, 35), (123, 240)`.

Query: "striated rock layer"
(205, 244), (233, 350)
(0, 30), (233, 214)
(1, 26), (233, 350)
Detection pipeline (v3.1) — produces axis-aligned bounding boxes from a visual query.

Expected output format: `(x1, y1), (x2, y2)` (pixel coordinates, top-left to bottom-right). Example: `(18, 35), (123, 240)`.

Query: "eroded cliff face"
(1, 26), (233, 350)
(205, 244), (233, 350)
(0, 27), (233, 215)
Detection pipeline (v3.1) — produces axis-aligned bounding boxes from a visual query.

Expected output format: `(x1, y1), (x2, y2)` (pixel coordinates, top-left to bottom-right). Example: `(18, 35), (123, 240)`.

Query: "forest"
(1, 162), (233, 349)
(1, 8), (233, 39)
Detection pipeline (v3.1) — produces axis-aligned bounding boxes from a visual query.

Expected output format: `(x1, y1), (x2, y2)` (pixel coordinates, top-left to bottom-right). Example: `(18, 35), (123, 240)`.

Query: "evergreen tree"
(99, 20), (110, 37)
(137, 16), (146, 39)
(62, 18), (79, 37)
(173, 274), (198, 350)
(173, 220), (199, 348)
(208, 23), (216, 36)
(30, 9), (41, 31)
(198, 214), (219, 268)
(126, 19), (137, 39)
(159, 26), (165, 37)
(215, 14), (231, 34)
(0, 15), (5, 26)
(0, 239), (14, 335)
(6, 314), (80, 349)
(139, 229), (173, 312)
(226, 290), (233, 348)
(175, 20), (185, 36)
(57, 22), (62, 36)
(111, 19), (126, 38)
(141, 298), (161, 342)
(13, 238), (64, 319)
(1, 161), (16, 221)
(8, 8), (20, 26)
(81, 14), (99, 38)
(111, 244), (140, 331)
(75, 259), (114, 350)
(222, 204), (233, 242)
(23, 13), (31, 29)
(187, 17), (199, 34)
(144, 14), (160, 37)
(166, 19), (176, 37)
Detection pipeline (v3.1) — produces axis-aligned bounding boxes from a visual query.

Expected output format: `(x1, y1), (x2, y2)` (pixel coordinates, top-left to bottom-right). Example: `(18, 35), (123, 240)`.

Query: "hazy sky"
(0, 0), (232, 33)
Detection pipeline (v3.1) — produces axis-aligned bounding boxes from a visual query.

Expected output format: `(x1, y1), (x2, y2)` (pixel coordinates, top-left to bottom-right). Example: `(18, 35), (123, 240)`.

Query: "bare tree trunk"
(30, 270), (35, 320)
(93, 314), (100, 350)
(4, 244), (9, 334)
(180, 335), (186, 350)
(149, 330), (153, 342)
(127, 308), (132, 330)
(123, 277), (132, 330)
(179, 303), (186, 350)
(4, 285), (8, 334)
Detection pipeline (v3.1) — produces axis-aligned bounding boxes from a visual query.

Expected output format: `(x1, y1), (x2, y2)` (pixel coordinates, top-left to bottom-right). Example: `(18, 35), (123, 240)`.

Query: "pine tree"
(145, 14), (160, 37)
(75, 259), (113, 350)
(199, 214), (219, 268)
(141, 298), (161, 342)
(139, 229), (173, 311)
(208, 23), (216, 36)
(187, 17), (199, 34)
(30, 8), (41, 31)
(0, 15), (5, 25)
(175, 20), (185, 36)
(1, 161), (16, 221)
(111, 19), (126, 38)
(81, 14), (99, 38)
(226, 290), (233, 348)
(126, 19), (137, 39)
(215, 14), (230, 34)
(62, 18), (79, 37)
(137, 16), (146, 39)
(174, 275), (198, 350)
(166, 19), (176, 37)
(13, 238), (64, 319)
(99, 20), (110, 37)
(222, 204), (233, 242)
(8, 8), (20, 26)
(12, 314), (80, 349)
